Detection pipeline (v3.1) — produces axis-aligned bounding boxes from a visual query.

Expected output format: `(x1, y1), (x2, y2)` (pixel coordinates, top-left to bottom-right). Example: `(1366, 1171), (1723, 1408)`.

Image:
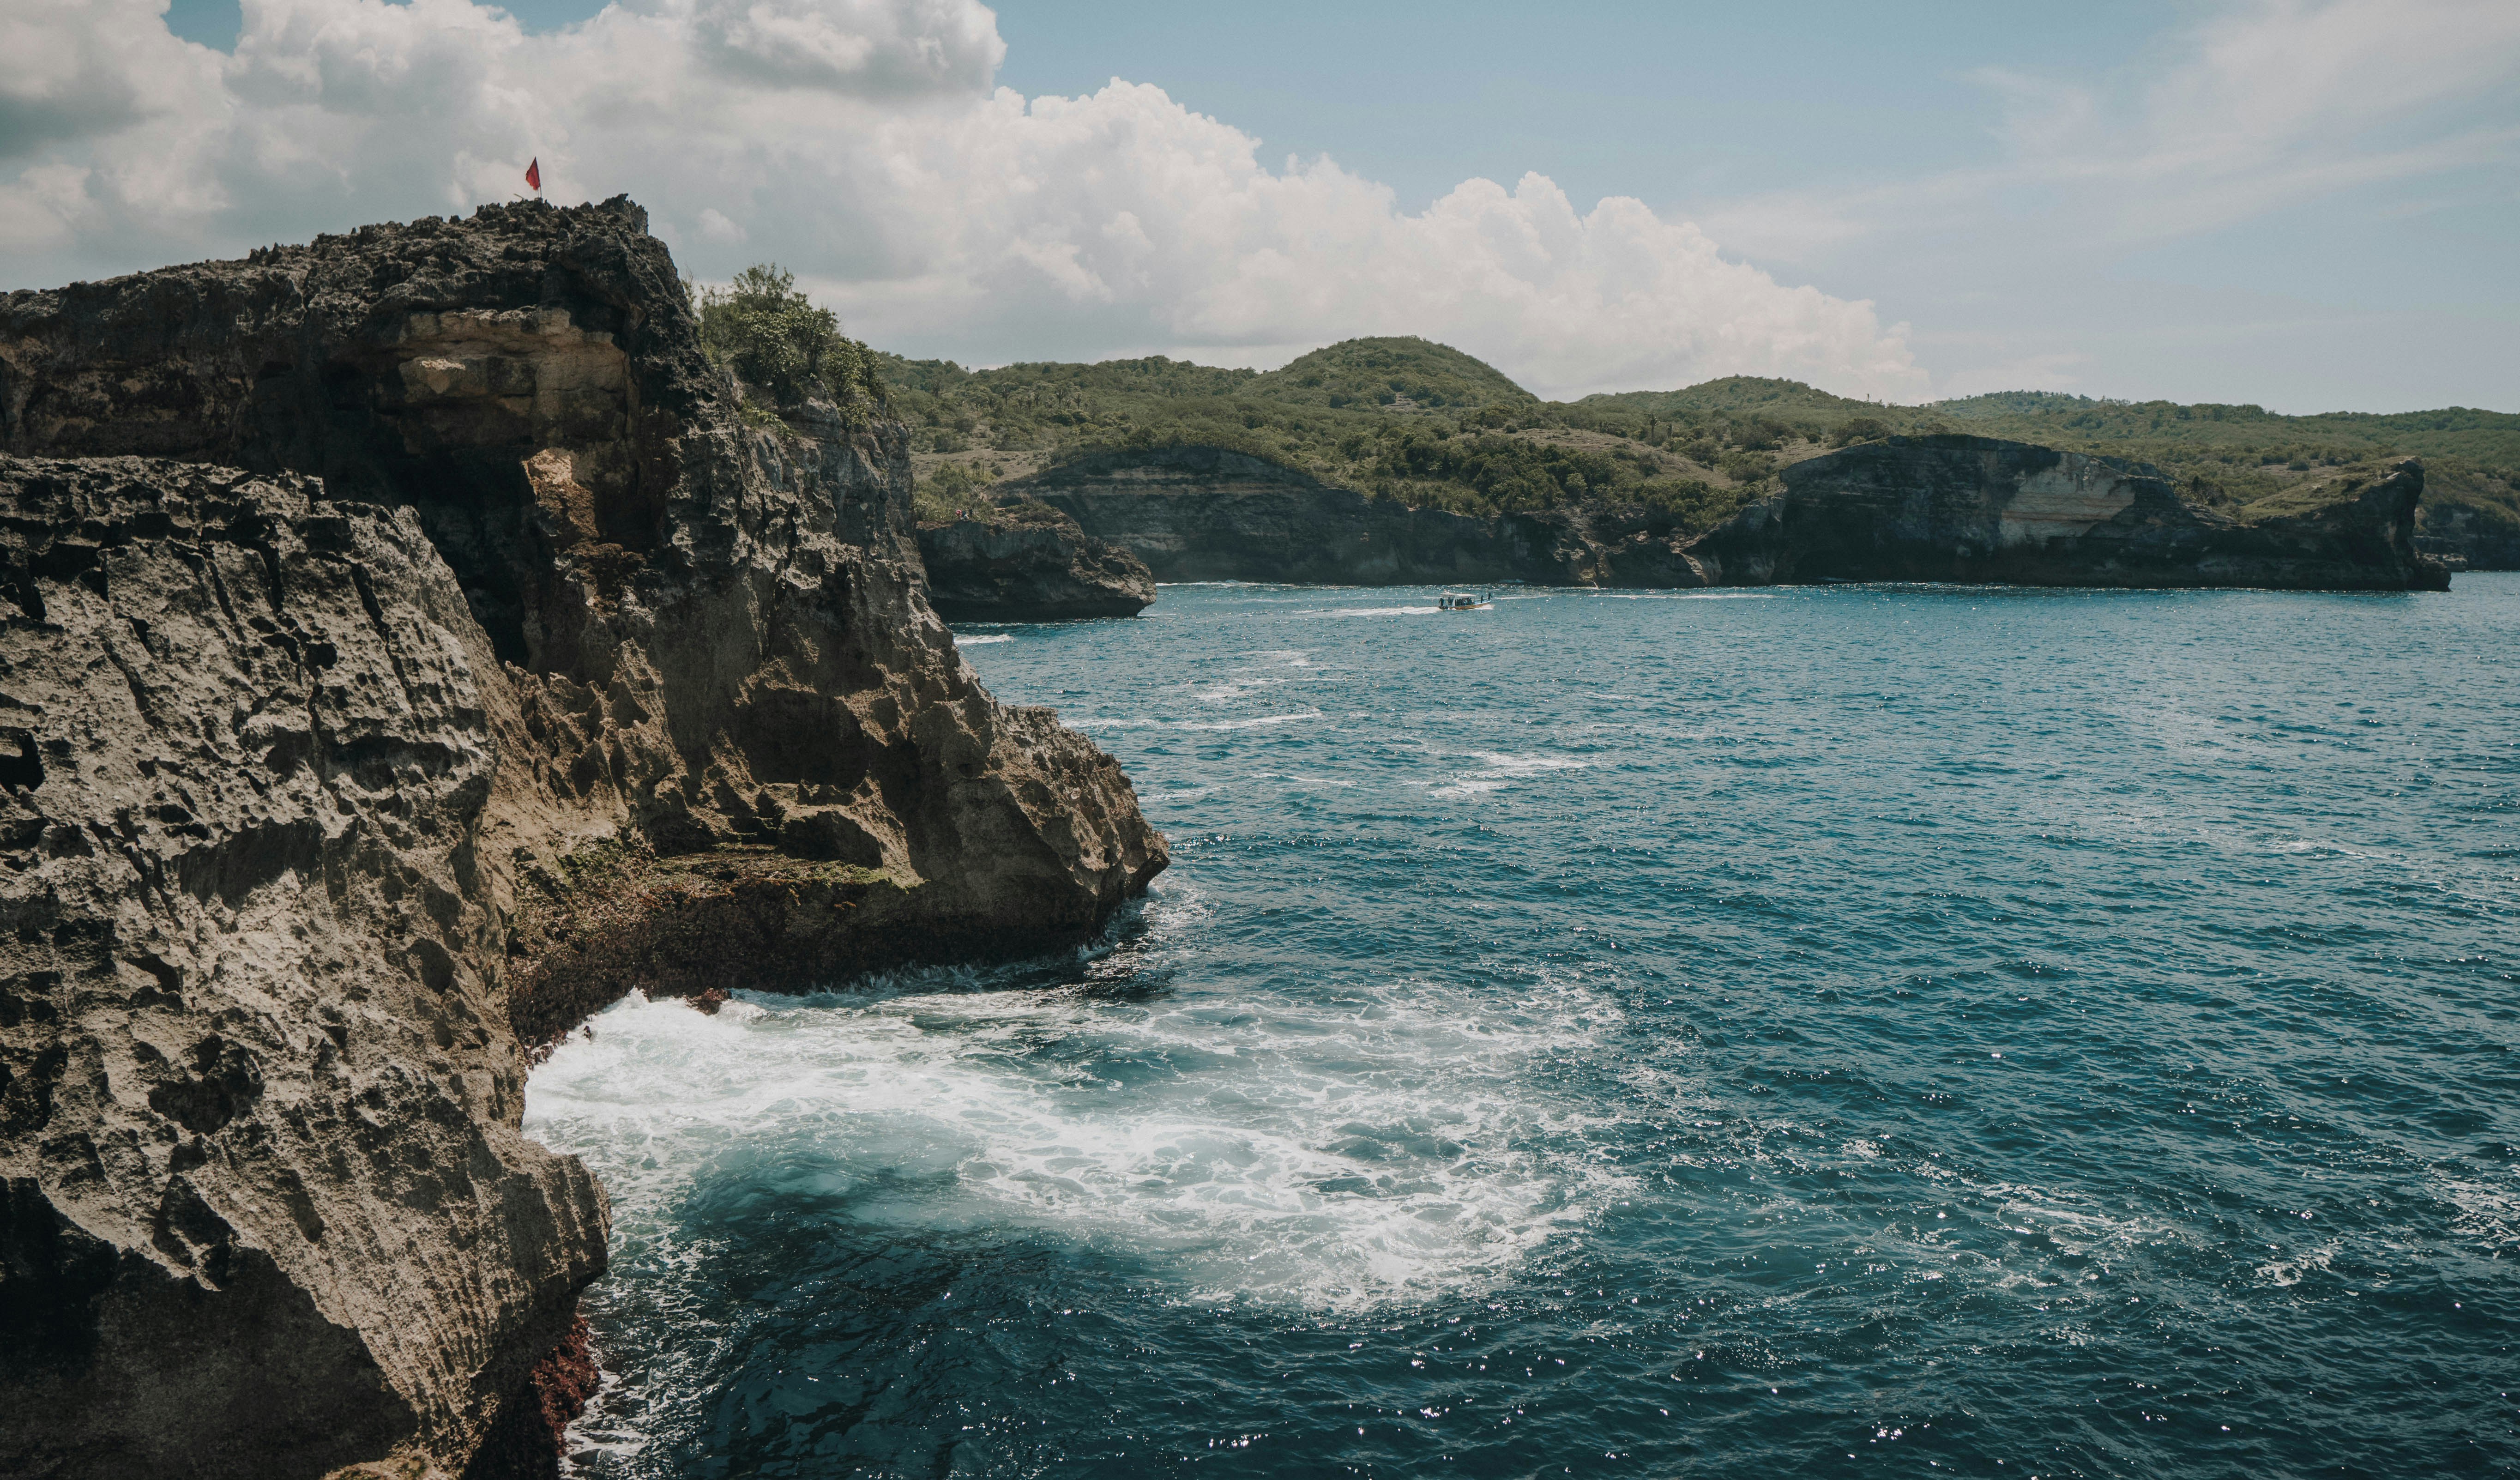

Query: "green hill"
(1927, 390), (2520, 465)
(867, 335), (2517, 560)
(1581, 376), (1877, 420)
(1246, 336), (1538, 410)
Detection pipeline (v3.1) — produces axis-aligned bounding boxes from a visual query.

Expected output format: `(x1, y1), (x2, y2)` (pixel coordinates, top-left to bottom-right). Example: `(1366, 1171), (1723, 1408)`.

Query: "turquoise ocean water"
(527, 577), (2518, 1477)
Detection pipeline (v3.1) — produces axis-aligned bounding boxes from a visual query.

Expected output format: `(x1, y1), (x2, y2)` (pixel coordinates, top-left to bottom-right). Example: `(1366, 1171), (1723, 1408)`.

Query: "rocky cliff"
(1003, 445), (1602, 585)
(916, 503), (1155, 620)
(2416, 501), (2520, 573)
(1008, 437), (2450, 592)
(1664, 436), (2451, 591)
(0, 200), (1165, 1480)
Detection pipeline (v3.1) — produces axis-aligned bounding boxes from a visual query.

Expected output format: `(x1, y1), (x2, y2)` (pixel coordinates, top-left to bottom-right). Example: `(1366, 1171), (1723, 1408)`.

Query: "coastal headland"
(0, 199), (1164, 1480)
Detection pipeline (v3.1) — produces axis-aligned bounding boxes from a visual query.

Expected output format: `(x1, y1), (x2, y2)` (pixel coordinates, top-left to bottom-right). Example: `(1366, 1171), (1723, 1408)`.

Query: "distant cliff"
(1658, 437), (2449, 591)
(1003, 437), (2450, 592)
(0, 200), (1165, 1480)
(2416, 499), (2520, 573)
(1000, 445), (1592, 585)
(916, 503), (1155, 620)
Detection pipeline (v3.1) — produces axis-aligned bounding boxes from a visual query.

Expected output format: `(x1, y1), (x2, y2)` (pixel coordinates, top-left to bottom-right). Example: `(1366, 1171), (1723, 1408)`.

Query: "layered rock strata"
(916, 503), (1156, 621)
(0, 200), (1165, 1479)
(1006, 437), (2451, 592)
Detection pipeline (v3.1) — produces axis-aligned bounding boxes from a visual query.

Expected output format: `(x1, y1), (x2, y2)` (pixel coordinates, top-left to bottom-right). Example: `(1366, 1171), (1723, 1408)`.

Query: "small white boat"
(1437, 590), (1493, 612)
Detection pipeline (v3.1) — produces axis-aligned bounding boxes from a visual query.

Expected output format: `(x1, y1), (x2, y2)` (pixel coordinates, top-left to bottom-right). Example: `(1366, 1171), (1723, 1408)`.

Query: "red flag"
(525, 157), (541, 192)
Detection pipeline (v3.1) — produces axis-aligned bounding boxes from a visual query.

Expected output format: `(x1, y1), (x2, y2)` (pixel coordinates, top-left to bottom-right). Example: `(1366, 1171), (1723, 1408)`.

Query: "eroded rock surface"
(916, 503), (1155, 621)
(0, 458), (604, 1480)
(0, 199), (1165, 1479)
(1004, 437), (2450, 592)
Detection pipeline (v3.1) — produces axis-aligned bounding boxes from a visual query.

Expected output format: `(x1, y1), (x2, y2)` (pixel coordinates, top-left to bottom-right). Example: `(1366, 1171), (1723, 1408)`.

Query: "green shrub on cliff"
(695, 265), (886, 413)
(915, 460), (998, 524)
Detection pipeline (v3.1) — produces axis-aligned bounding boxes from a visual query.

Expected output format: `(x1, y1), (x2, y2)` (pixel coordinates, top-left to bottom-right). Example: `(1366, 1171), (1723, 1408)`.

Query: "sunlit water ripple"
(528, 577), (2520, 1478)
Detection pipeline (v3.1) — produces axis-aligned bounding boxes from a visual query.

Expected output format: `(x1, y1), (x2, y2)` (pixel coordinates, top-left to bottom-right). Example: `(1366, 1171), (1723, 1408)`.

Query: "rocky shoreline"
(997, 438), (2451, 592)
(0, 200), (1164, 1480)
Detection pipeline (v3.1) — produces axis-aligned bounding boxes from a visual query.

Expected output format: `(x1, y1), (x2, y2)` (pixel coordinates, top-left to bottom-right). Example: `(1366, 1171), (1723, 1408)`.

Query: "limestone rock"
(916, 503), (1155, 620)
(0, 198), (1166, 1478)
(1675, 437), (2451, 590)
(0, 457), (604, 1480)
(1002, 445), (1570, 585)
(1007, 436), (2449, 592)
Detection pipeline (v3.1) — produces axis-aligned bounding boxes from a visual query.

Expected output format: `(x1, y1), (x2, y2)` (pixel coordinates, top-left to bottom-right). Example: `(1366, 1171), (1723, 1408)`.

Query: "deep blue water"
(528, 577), (2520, 1478)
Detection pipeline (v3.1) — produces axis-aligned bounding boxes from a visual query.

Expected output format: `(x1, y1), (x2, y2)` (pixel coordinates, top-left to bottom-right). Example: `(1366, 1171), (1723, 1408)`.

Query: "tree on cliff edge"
(695, 264), (886, 414)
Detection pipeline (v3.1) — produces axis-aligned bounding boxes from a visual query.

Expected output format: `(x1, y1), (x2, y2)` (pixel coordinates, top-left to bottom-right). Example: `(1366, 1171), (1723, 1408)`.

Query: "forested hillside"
(868, 335), (2519, 562)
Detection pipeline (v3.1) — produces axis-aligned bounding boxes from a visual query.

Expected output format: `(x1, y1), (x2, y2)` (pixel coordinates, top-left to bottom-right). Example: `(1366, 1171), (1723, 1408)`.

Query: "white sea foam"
(1587, 591), (1779, 600)
(2255, 1242), (2339, 1287)
(1195, 676), (1287, 701)
(2439, 1174), (2520, 1253)
(1177, 710), (1324, 732)
(1069, 709), (1323, 733)
(954, 633), (1014, 645)
(1428, 750), (1590, 800)
(525, 918), (1629, 1310)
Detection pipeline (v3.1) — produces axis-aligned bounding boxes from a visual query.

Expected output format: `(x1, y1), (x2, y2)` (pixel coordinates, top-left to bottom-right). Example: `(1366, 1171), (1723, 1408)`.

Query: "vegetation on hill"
(691, 265), (886, 424)
(1578, 384), (2516, 542)
(1246, 336), (1539, 410)
(872, 339), (1795, 537)
(856, 311), (2520, 555)
(1900, 391), (2520, 546)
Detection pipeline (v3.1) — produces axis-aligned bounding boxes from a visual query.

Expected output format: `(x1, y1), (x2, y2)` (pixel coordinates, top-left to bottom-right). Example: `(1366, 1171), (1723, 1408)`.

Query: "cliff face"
(0, 458), (605, 1480)
(916, 503), (1155, 620)
(2417, 501), (2520, 572)
(1673, 436), (2451, 591)
(1007, 446), (1604, 585)
(1010, 437), (2450, 592)
(0, 200), (1165, 1479)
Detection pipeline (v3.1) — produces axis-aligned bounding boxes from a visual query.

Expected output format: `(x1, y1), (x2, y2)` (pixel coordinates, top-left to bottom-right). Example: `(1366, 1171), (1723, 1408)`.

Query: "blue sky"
(98, 0), (2520, 409)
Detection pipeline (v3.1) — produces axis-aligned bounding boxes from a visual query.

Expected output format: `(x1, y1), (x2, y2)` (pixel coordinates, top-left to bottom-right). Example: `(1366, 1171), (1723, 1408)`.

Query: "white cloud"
(0, 0), (1926, 400)
(1703, 0), (2520, 266)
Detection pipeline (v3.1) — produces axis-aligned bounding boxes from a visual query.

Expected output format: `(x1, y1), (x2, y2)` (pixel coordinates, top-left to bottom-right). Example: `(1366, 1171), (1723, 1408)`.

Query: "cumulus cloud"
(0, 0), (1926, 399)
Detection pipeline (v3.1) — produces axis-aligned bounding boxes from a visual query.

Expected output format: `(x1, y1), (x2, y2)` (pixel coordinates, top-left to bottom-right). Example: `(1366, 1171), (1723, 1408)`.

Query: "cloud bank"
(0, 0), (1927, 400)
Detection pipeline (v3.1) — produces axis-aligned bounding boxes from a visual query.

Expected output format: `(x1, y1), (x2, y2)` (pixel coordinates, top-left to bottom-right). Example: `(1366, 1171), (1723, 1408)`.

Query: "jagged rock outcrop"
(916, 503), (1155, 620)
(0, 199), (1165, 1480)
(1013, 437), (2451, 592)
(0, 457), (606, 1480)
